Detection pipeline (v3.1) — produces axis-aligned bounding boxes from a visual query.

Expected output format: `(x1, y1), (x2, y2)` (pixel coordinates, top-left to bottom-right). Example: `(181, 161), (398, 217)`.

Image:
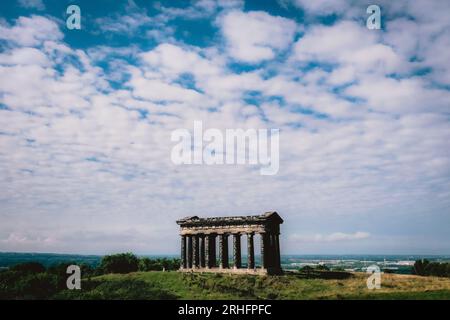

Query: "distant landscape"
(1, 252), (450, 300)
(67, 271), (450, 300)
(2, 252), (449, 274)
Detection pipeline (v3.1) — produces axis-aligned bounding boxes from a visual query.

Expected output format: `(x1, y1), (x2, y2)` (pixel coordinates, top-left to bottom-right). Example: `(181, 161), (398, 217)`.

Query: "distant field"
(56, 271), (450, 300)
(4, 252), (450, 274)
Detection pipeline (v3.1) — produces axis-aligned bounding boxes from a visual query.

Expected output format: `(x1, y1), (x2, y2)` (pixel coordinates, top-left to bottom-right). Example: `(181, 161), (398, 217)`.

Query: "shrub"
(0, 271), (59, 299)
(414, 259), (450, 277)
(100, 253), (139, 274)
(139, 258), (162, 271)
(11, 262), (46, 274)
(138, 257), (181, 271)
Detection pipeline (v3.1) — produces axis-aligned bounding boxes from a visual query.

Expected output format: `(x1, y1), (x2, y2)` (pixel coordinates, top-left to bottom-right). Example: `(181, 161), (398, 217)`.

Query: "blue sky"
(0, 0), (449, 255)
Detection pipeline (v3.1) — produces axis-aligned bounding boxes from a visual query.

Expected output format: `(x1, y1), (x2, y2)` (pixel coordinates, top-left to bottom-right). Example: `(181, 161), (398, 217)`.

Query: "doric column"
(260, 232), (267, 269)
(275, 234), (281, 269)
(193, 234), (199, 268)
(187, 235), (193, 268)
(210, 234), (216, 268)
(205, 234), (210, 268)
(219, 234), (229, 268)
(247, 233), (255, 269)
(233, 233), (241, 269)
(180, 235), (187, 269)
(267, 233), (274, 269)
(200, 234), (206, 268)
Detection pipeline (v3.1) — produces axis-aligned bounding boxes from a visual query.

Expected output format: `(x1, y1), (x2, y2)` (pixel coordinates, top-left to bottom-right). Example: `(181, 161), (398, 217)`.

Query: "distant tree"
(332, 267), (346, 272)
(414, 259), (450, 278)
(15, 273), (59, 299)
(100, 253), (139, 274)
(315, 265), (330, 271)
(138, 257), (180, 271)
(138, 257), (160, 271)
(11, 262), (46, 274)
(413, 259), (429, 276)
(432, 263), (447, 277)
(160, 258), (181, 271)
(424, 262), (437, 276)
(300, 265), (313, 275)
(0, 270), (59, 299)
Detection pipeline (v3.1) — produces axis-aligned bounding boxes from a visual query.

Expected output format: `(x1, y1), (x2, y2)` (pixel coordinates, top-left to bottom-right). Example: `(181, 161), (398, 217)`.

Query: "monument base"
(179, 267), (283, 276)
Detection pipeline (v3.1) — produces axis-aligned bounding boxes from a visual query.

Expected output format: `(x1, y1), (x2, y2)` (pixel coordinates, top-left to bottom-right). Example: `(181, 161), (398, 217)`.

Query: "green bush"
(138, 257), (180, 271)
(0, 254), (179, 299)
(0, 270), (59, 299)
(414, 260), (450, 277)
(100, 253), (139, 274)
(10, 262), (46, 274)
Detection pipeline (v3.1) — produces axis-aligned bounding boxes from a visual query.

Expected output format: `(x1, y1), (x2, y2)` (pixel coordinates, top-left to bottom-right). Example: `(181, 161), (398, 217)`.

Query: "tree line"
(0, 253), (180, 299)
(413, 259), (450, 277)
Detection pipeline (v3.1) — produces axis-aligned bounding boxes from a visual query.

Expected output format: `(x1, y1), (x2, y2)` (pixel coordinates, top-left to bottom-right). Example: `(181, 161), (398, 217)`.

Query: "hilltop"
(56, 271), (450, 300)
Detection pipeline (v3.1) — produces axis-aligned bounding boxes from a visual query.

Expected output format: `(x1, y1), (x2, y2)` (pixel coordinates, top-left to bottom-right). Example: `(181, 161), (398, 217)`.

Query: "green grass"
(55, 271), (450, 300)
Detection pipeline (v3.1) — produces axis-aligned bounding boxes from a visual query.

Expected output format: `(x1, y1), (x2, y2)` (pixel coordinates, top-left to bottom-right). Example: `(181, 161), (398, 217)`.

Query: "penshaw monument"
(176, 211), (283, 275)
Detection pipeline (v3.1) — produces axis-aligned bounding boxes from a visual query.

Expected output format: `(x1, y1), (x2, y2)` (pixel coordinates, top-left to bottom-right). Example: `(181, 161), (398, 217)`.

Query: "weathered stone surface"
(176, 211), (283, 235)
(233, 234), (241, 269)
(247, 233), (255, 269)
(187, 235), (193, 268)
(180, 235), (186, 269)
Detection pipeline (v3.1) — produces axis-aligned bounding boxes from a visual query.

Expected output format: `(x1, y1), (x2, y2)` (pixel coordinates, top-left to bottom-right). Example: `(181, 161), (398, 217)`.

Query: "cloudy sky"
(0, 0), (449, 255)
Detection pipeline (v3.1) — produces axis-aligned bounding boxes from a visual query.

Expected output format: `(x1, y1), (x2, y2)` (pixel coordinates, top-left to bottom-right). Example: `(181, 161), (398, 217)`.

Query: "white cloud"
(96, 10), (152, 34)
(0, 47), (50, 66)
(345, 76), (450, 113)
(291, 0), (350, 15)
(219, 10), (297, 63)
(293, 21), (406, 77)
(128, 72), (205, 103)
(140, 43), (222, 78)
(1, 3), (450, 255)
(0, 15), (62, 47)
(381, 0), (450, 85)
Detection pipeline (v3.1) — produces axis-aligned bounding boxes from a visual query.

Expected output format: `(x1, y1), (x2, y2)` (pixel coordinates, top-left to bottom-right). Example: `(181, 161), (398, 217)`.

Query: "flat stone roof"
(176, 211), (283, 227)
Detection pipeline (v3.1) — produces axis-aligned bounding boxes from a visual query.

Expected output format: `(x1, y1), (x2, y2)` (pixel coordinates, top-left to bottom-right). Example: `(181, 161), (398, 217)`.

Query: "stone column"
(187, 235), (193, 268)
(210, 234), (216, 268)
(192, 234), (199, 268)
(233, 233), (241, 269)
(247, 233), (255, 269)
(205, 234), (210, 268)
(260, 232), (267, 269)
(180, 235), (187, 269)
(275, 234), (281, 269)
(199, 234), (206, 268)
(267, 233), (274, 269)
(219, 234), (229, 268)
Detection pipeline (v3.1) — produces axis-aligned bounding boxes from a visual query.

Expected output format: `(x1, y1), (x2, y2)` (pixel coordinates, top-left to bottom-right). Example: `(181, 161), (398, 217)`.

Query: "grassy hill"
(56, 271), (450, 300)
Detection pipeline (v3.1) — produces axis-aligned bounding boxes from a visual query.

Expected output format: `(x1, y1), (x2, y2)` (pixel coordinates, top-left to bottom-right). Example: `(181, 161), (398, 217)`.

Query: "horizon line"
(1, 251), (450, 257)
